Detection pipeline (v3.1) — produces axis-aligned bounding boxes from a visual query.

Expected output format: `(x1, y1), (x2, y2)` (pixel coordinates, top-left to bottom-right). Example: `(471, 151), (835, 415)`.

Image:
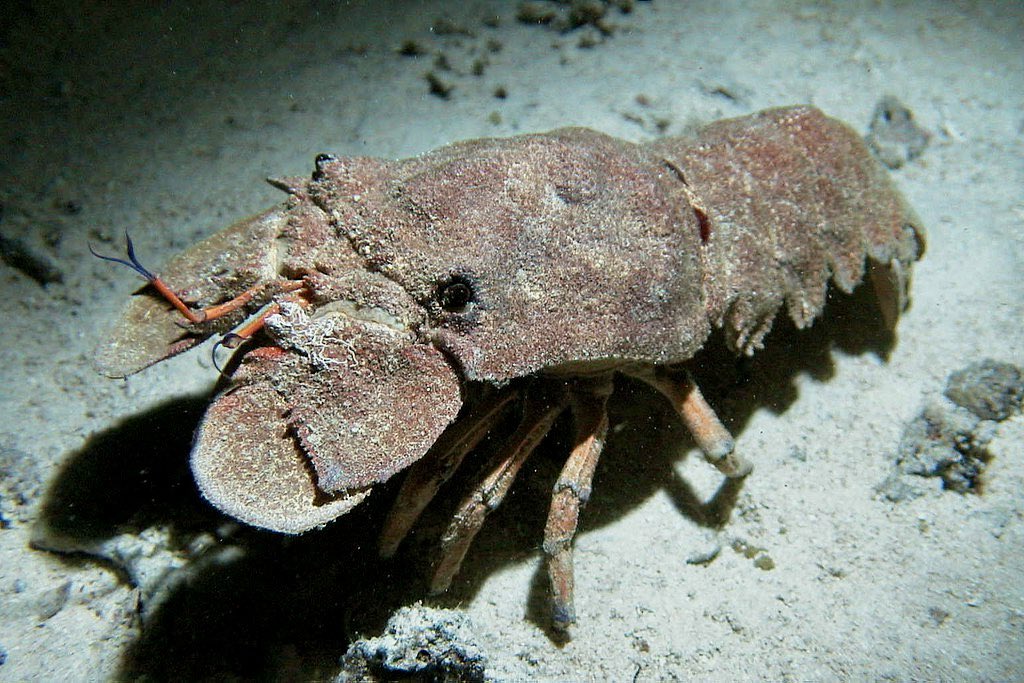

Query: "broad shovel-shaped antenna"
(191, 307), (464, 533)
(191, 357), (369, 533)
(94, 206), (287, 378)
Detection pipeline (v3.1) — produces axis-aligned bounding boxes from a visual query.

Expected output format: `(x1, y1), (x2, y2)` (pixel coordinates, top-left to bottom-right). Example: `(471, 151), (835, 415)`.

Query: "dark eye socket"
(438, 276), (476, 314)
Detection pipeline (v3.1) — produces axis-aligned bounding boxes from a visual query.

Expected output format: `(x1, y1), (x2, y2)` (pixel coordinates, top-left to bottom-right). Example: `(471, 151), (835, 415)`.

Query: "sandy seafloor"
(1, 1), (1022, 680)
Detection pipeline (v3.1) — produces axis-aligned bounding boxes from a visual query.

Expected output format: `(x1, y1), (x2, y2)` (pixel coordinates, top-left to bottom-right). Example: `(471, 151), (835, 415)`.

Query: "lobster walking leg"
(630, 368), (752, 478)
(379, 387), (520, 558)
(430, 387), (567, 594)
(543, 378), (612, 631)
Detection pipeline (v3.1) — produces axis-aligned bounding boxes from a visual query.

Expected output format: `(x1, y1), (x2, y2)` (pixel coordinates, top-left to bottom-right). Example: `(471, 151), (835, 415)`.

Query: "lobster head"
(95, 129), (707, 534)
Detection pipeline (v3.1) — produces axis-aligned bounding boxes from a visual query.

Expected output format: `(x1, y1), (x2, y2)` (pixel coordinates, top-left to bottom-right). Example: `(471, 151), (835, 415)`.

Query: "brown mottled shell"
(651, 106), (923, 353)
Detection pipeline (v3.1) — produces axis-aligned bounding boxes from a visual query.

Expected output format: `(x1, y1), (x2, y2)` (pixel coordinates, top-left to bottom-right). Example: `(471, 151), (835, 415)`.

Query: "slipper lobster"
(94, 106), (924, 631)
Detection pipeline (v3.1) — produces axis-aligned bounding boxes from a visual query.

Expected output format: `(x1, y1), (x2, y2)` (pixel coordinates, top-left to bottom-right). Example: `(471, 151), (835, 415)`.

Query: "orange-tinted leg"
(629, 367), (752, 478)
(379, 387), (520, 559)
(155, 275), (304, 325)
(219, 304), (282, 350)
(430, 386), (568, 594)
(543, 377), (613, 631)
(91, 232), (304, 324)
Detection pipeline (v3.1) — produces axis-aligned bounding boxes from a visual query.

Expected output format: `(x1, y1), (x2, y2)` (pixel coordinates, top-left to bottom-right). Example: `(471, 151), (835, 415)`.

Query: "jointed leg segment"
(543, 378), (613, 631)
(629, 367), (751, 478)
(379, 387), (521, 559)
(430, 387), (568, 594)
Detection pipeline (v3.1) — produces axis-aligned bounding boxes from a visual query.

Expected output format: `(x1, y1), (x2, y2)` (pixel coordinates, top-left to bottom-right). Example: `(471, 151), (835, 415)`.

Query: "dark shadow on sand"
(34, 396), (217, 547)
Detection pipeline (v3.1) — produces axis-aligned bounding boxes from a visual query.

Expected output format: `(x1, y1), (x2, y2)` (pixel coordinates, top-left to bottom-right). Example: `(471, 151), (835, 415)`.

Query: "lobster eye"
(312, 153), (336, 180)
(438, 276), (475, 314)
